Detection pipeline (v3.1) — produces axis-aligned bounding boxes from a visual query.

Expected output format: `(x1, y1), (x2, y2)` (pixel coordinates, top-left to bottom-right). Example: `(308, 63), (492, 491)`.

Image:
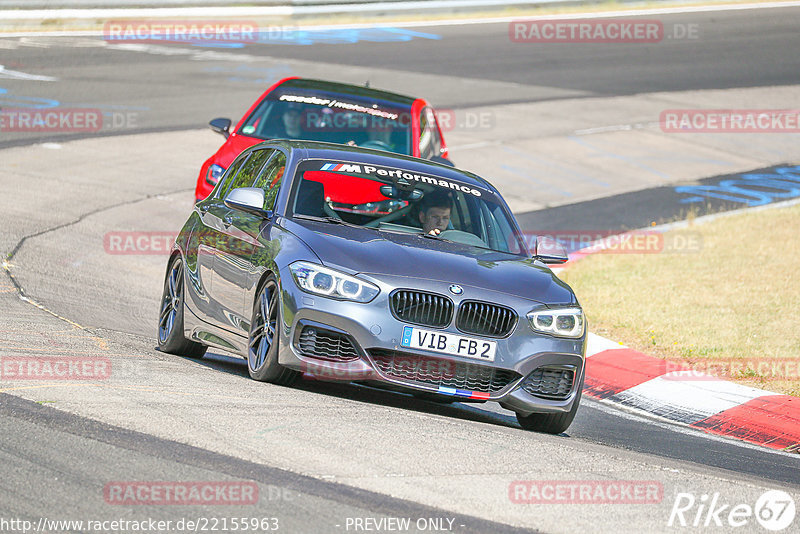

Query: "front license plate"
(400, 326), (496, 362)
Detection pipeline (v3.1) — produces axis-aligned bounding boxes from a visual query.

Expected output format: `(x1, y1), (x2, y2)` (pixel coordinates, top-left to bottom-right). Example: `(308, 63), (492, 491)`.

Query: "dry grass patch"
(561, 203), (800, 396)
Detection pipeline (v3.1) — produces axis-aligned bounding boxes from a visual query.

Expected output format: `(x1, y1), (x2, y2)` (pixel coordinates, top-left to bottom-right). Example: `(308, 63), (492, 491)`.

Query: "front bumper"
(276, 270), (586, 415)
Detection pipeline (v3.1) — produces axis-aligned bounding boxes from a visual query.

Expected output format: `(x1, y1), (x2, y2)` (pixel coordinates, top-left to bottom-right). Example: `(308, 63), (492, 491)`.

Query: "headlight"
(290, 261), (379, 303)
(527, 307), (584, 338)
(205, 164), (225, 186)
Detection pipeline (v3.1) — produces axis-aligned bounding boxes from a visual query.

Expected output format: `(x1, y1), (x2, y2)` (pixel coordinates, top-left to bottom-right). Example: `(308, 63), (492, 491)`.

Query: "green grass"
(561, 203), (800, 397)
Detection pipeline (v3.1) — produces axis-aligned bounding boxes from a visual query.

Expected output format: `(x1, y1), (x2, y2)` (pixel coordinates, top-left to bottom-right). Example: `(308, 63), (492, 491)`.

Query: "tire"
(516, 378), (583, 434)
(247, 276), (300, 385)
(157, 256), (207, 358)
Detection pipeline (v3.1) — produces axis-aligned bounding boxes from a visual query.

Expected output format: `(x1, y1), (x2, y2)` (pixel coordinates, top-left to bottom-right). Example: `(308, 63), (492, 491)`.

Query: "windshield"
(239, 89), (412, 156)
(289, 159), (528, 256)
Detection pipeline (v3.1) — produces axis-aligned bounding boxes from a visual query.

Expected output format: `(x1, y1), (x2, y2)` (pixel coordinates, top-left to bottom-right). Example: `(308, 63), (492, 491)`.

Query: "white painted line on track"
(447, 140), (503, 151)
(0, 64), (57, 81)
(574, 122), (660, 135)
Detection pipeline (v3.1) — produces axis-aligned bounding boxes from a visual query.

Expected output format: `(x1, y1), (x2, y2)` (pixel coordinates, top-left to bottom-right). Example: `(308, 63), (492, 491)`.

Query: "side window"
(491, 205), (523, 254)
(419, 107), (442, 160)
(253, 151), (287, 211)
(451, 193), (474, 234)
(220, 148), (273, 199)
(419, 108), (432, 159)
(429, 109), (443, 157)
(241, 100), (275, 138)
(214, 153), (249, 200)
(478, 202), (522, 254)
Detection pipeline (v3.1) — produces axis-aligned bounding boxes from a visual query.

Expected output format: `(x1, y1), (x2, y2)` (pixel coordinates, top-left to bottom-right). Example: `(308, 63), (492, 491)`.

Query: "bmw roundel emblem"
(449, 284), (463, 295)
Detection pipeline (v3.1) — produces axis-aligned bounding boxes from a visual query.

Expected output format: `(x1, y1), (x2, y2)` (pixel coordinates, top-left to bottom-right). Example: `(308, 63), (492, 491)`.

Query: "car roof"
(278, 78), (417, 107)
(260, 139), (496, 192)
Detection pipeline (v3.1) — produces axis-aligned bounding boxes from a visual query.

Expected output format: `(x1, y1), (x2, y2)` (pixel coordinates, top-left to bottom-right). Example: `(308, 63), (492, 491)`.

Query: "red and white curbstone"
(583, 333), (800, 451)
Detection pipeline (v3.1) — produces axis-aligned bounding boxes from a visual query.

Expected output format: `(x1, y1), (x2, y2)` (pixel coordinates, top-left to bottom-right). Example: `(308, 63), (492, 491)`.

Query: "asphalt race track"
(2, 7), (800, 148)
(1, 5), (799, 533)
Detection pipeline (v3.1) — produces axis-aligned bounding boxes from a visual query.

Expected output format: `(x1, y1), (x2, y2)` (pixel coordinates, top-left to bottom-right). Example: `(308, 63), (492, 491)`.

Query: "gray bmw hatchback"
(158, 140), (586, 433)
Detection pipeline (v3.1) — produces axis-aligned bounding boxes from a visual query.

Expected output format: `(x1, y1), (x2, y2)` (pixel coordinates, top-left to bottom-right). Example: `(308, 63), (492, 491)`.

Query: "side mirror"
(209, 117), (232, 138)
(533, 235), (568, 264)
(224, 187), (272, 218)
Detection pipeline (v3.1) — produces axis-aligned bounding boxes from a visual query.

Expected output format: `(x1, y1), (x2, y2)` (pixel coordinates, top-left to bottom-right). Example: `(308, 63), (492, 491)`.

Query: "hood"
(285, 219), (576, 305)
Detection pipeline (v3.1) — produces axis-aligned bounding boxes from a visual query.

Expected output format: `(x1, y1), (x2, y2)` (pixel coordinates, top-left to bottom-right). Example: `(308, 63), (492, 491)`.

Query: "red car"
(195, 77), (452, 201)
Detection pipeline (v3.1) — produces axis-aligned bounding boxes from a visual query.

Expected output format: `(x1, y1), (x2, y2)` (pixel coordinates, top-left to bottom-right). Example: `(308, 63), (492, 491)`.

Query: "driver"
(281, 103), (304, 139)
(418, 190), (452, 236)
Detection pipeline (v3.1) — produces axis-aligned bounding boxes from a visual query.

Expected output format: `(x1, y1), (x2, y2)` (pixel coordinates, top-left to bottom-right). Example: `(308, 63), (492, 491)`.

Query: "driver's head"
(282, 103), (302, 137)
(419, 190), (452, 234)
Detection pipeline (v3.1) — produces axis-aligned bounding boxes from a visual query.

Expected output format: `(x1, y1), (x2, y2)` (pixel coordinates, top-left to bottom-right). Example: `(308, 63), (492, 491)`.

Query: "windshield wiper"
(293, 214), (377, 230)
(419, 232), (457, 245)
